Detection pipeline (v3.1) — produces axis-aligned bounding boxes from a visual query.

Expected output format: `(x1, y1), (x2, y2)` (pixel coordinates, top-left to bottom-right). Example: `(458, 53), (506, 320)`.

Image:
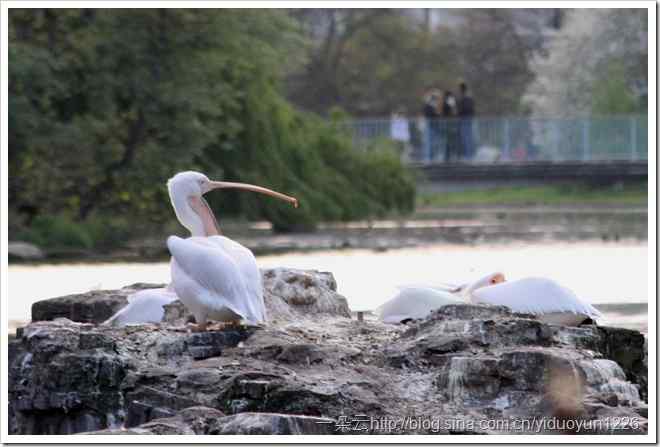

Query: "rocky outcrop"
(30, 283), (163, 324)
(8, 241), (44, 261)
(30, 269), (351, 325)
(9, 272), (648, 436)
(84, 407), (337, 435)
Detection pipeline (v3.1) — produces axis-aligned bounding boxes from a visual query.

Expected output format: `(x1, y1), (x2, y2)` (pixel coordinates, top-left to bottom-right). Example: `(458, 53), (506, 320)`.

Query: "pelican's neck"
(169, 191), (219, 237)
(194, 197), (220, 237)
(463, 273), (498, 298)
(462, 281), (480, 299)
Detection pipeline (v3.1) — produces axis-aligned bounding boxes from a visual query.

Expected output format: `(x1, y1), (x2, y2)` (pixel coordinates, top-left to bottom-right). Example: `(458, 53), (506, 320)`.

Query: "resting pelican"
(166, 171), (298, 331)
(104, 287), (178, 326)
(104, 171), (297, 330)
(470, 277), (602, 326)
(377, 272), (505, 323)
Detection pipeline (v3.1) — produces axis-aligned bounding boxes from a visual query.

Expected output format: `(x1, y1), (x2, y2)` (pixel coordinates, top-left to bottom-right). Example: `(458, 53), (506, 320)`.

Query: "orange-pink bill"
(208, 181), (298, 208)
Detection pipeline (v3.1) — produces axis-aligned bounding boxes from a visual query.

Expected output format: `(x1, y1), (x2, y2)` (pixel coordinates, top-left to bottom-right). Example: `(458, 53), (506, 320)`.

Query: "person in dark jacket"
(442, 91), (459, 162)
(422, 87), (441, 161)
(457, 82), (476, 160)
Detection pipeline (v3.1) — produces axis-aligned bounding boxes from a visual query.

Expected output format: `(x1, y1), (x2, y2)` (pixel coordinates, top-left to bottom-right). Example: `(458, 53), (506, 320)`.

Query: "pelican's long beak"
(207, 181), (299, 208)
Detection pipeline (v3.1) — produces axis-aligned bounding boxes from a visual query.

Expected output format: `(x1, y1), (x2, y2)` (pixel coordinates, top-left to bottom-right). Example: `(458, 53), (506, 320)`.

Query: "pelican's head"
(167, 171), (298, 237)
(168, 171), (209, 198)
(460, 272), (506, 298)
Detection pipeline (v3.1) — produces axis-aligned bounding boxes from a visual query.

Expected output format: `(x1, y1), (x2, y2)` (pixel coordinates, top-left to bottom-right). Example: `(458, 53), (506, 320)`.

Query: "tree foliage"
(9, 9), (415, 245)
(285, 9), (554, 117)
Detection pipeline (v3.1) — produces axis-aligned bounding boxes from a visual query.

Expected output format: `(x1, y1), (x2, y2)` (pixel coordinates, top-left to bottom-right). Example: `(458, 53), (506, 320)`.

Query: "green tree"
(591, 61), (639, 115)
(9, 9), (415, 245)
(286, 9), (551, 117)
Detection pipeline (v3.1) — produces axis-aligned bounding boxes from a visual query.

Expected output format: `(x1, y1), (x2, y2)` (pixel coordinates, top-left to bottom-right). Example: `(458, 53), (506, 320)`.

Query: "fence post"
(503, 118), (510, 160)
(630, 116), (637, 161)
(424, 118), (433, 164)
(582, 119), (590, 161)
(553, 120), (560, 161)
(473, 119), (479, 151)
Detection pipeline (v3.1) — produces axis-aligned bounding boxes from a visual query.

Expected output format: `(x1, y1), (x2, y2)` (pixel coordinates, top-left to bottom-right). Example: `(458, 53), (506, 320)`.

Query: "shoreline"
(10, 203), (648, 264)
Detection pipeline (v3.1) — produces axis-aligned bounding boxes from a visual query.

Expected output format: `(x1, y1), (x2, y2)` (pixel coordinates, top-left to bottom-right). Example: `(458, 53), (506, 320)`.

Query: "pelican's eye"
(490, 279), (498, 284)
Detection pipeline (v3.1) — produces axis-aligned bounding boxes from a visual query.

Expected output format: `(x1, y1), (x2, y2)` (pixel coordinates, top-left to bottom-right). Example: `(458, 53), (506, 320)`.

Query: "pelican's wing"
(167, 236), (262, 323)
(472, 277), (603, 319)
(432, 282), (466, 293)
(103, 288), (177, 326)
(396, 282), (464, 293)
(208, 236), (266, 322)
(378, 287), (464, 323)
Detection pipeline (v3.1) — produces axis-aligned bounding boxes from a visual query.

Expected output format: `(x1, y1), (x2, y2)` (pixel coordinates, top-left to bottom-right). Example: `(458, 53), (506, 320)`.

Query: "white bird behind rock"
(378, 272), (505, 324)
(470, 277), (602, 326)
(377, 287), (462, 324)
(103, 287), (178, 326)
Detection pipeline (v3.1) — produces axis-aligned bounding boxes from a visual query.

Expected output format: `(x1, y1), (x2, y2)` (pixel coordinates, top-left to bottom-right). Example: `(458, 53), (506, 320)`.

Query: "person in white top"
(390, 109), (410, 159)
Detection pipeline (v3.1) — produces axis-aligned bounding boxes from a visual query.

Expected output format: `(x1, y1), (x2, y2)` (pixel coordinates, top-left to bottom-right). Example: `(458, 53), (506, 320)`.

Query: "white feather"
(471, 277), (602, 322)
(378, 287), (464, 324)
(396, 282), (463, 293)
(103, 288), (178, 326)
(168, 235), (265, 325)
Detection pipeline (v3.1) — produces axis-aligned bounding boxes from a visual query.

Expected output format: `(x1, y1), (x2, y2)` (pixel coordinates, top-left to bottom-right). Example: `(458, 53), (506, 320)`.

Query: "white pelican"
(377, 272), (505, 324)
(470, 277), (602, 326)
(166, 171), (298, 331)
(104, 171), (297, 330)
(104, 287), (178, 326)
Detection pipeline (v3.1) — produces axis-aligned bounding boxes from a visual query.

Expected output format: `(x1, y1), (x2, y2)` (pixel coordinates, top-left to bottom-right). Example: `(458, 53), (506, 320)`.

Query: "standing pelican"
(104, 171), (298, 330)
(166, 171), (297, 331)
(470, 277), (602, 326)
(377, 272), (505, 324)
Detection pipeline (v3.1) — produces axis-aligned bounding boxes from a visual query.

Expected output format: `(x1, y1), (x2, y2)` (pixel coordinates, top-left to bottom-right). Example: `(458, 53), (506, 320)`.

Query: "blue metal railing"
(339, 115), (648, 164)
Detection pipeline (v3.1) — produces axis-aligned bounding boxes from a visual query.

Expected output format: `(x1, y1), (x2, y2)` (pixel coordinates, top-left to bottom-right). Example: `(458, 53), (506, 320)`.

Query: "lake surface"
(8, 240), (649, 332)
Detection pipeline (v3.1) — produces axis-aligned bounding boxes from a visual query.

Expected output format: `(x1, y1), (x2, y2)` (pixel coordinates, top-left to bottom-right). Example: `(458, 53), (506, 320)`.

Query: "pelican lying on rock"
(378, 272), (601, 327)
(377, 272), (505, 324)
(104, 287), (178, 326)
(470, 277), (602, 326)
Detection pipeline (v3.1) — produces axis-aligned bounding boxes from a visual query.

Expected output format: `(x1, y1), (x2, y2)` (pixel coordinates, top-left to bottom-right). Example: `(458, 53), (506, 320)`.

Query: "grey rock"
(32, 269), (350, 325)
(87, 408), (336, 435)
(31, 283), (165, 324)
(262, 268), (351, 320)
(594, 326), (647, 402)
(212, 412), (337, 434)
(8, 241), (44, 260)
(275, 343), (326, 364)
(84, 406), (226, 435)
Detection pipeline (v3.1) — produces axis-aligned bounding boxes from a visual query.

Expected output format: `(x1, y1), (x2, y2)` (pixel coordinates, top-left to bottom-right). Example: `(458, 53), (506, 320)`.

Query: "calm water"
(8, 241), (649, 331)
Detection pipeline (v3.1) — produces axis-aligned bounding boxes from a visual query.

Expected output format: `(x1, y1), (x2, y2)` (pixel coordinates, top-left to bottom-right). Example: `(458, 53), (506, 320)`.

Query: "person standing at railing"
(457, 82), (476, 161)
(422, 87), (441, 162)
(442, 90), (459, 162)
(390, 109), (410, 159)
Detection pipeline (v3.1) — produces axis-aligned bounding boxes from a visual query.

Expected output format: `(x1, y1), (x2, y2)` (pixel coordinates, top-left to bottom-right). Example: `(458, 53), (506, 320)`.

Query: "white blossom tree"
(525, 8), (647, 117)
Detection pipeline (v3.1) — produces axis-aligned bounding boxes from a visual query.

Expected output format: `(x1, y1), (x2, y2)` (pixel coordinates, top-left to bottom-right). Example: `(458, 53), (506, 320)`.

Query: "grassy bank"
(418, 183), (648, 208)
